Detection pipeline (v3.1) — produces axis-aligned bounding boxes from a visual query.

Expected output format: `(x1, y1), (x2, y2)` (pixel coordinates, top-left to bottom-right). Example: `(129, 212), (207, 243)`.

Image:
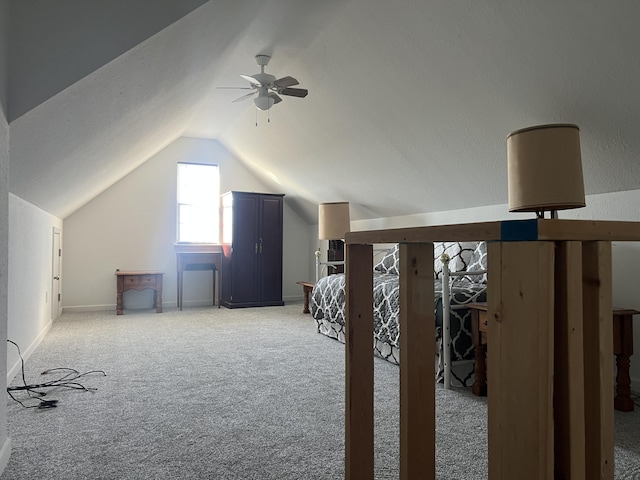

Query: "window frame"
(176, 162), (220, 244)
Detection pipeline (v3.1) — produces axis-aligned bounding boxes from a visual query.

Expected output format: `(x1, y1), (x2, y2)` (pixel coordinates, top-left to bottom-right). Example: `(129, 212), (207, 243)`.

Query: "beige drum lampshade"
(319, 202), (351, 240)
(507, 123), (585, 214)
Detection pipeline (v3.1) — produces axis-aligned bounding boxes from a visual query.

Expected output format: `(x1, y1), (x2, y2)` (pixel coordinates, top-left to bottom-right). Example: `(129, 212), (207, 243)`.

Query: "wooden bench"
(296, 281), (315, 314)
(468, 302), (638, 411)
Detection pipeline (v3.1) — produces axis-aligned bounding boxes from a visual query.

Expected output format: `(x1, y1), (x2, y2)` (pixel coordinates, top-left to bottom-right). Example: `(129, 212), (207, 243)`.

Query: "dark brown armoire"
(220, 191), (284, 308)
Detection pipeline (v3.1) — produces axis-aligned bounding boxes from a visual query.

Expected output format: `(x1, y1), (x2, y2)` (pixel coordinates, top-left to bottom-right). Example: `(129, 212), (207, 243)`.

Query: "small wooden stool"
(467, 302), (638, 411)
(296, 281), (315, 314)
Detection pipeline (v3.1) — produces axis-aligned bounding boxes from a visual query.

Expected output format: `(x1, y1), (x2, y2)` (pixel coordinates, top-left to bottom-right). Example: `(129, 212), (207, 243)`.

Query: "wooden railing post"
(399, 243), (435, 479)
(345, 243), (373, 480)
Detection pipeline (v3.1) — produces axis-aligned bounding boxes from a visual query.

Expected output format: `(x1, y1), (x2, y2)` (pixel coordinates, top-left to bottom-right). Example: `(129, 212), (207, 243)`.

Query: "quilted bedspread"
(310, 272), (486, 367)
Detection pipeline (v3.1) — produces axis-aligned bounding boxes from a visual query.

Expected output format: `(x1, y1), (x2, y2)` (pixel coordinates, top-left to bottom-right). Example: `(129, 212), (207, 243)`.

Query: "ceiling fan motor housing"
(255, 54), (271, 66)
(253, 72), (276, 84)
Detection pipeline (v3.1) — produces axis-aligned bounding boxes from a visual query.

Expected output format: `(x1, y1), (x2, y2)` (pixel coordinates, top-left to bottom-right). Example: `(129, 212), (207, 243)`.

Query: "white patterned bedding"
(310, 242), (488, 382)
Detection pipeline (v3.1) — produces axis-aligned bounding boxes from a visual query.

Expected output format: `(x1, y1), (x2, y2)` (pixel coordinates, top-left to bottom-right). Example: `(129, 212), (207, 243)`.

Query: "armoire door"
(258, 195), (283, 303)
(229, 193), (259, 303)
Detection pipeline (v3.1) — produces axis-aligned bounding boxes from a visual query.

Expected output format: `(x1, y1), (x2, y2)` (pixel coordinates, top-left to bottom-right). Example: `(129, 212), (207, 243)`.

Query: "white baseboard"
(0, 436), (12, 476)
(63, 300), (214, 314)
(7, 319), (52, 384)
(283, 295), (304, 303)
(62, 304), (114, 313)
(63, 302), (175, 313)
(178, 300), (219, 308)
(64, 298), (305, 314)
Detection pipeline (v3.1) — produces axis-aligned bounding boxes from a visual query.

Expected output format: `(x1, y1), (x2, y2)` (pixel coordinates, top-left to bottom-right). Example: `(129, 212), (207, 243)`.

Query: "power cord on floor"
(6, 340), (106, 409)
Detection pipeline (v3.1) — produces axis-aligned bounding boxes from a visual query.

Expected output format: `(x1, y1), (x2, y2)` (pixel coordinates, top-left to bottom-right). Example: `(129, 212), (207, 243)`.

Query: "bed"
(310, 241), (488, 386)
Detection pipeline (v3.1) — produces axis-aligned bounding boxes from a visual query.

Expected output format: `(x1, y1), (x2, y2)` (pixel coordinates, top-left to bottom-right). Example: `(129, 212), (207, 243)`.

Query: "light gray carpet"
(2, 303), (639, 479)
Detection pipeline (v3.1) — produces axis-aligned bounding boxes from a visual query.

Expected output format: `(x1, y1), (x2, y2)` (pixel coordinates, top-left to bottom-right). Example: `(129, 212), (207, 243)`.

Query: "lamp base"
(536, 210), (558, 219)
(327, 240), (344, 275)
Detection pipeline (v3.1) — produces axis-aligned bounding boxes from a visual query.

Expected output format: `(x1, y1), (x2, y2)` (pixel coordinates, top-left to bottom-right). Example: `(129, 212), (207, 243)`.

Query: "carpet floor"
(2, 303), (639, 479)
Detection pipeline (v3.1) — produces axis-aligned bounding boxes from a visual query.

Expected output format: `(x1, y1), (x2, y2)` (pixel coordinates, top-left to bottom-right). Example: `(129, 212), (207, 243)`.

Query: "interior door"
(51, 227), (62, 320)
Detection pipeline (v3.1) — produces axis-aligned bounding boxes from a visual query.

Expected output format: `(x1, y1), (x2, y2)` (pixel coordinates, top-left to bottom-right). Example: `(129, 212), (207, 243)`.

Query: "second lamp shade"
(507, 123), (585, 213)
(319, 202), (350, 240)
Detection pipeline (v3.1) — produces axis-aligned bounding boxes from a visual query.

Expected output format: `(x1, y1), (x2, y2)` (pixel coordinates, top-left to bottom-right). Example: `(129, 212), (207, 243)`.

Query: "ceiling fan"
(219, 55), (308, 111)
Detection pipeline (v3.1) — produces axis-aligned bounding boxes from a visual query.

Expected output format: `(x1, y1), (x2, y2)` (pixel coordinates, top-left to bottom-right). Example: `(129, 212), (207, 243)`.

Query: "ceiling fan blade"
(279, 87), (308, 98)
(232, 91), (257, 103)
(240, 74), (262, 86)
(269, 93), (283, 104)
(216, 86), (254, 90)
(273, 76), (299, 88)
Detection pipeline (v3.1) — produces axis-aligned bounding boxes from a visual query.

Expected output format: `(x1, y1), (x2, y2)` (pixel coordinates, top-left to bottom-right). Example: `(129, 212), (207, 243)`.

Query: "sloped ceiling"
(8, 0), (640, 222)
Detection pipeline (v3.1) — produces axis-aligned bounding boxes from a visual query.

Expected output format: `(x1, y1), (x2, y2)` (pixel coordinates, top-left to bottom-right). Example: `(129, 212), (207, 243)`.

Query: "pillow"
(373, 244), (400, 275)
(466, 241), (488, 283)
(448, 241), (477, 273)
(433, 242), (476, 279)
(374, 241), (476, 278)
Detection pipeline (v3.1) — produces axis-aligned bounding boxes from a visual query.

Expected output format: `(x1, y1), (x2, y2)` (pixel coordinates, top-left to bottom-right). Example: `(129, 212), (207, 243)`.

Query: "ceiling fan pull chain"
(255, 107), (258, 127)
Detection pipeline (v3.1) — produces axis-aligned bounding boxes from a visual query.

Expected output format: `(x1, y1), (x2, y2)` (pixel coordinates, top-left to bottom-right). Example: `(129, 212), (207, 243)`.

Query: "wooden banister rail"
(344, 219), (640, 480)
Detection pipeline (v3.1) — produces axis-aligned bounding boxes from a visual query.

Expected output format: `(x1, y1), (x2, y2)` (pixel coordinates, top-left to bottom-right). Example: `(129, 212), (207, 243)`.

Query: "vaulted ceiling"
(7, 0), (640, 222)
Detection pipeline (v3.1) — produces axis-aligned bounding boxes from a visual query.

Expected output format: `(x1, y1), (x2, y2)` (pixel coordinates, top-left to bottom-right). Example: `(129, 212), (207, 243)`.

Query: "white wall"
(0, 0), (11, 472)
(7, 194), (63, 379)
(63, 137), (311, 312)
(351, 190), (640, 392)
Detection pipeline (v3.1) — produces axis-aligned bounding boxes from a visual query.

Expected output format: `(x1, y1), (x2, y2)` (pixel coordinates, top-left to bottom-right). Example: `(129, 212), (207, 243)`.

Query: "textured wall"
(7, 194), (63, 374)
(8, 0), (207, 120)
(0, 0), (11, 471)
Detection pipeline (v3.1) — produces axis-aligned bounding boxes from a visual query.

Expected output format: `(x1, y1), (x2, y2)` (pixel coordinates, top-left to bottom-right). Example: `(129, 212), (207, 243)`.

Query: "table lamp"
(508, 123), (585, 219)
(318, 202), (350, 276)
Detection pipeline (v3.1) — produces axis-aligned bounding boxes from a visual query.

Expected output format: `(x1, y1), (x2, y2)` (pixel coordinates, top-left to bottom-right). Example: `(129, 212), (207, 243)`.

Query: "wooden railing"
(344, 219), (640, 480)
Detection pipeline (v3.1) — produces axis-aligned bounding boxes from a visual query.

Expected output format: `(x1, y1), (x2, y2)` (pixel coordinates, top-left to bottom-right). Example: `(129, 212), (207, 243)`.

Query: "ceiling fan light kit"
(219, 54), (309, 114)
(254, 91), (275, 111)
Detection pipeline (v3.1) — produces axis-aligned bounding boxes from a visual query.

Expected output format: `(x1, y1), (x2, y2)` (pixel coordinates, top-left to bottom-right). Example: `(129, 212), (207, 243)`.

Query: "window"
(177, 162), (220, 243)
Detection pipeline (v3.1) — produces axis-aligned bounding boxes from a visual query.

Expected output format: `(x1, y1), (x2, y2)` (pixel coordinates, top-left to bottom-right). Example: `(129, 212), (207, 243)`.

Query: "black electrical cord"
(6, 340), (106, 409)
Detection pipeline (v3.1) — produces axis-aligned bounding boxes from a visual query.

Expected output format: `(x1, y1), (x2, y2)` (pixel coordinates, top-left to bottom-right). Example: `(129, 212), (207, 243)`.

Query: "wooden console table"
(344, 219), (640, 480)
(468, 302), (638, 411)
(175, 244), (223, 310)
(115, 271), (164, 315)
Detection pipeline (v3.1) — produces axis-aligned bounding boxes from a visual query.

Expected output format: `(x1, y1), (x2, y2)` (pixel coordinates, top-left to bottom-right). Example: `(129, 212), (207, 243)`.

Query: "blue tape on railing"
(500, 219), (539, 241)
